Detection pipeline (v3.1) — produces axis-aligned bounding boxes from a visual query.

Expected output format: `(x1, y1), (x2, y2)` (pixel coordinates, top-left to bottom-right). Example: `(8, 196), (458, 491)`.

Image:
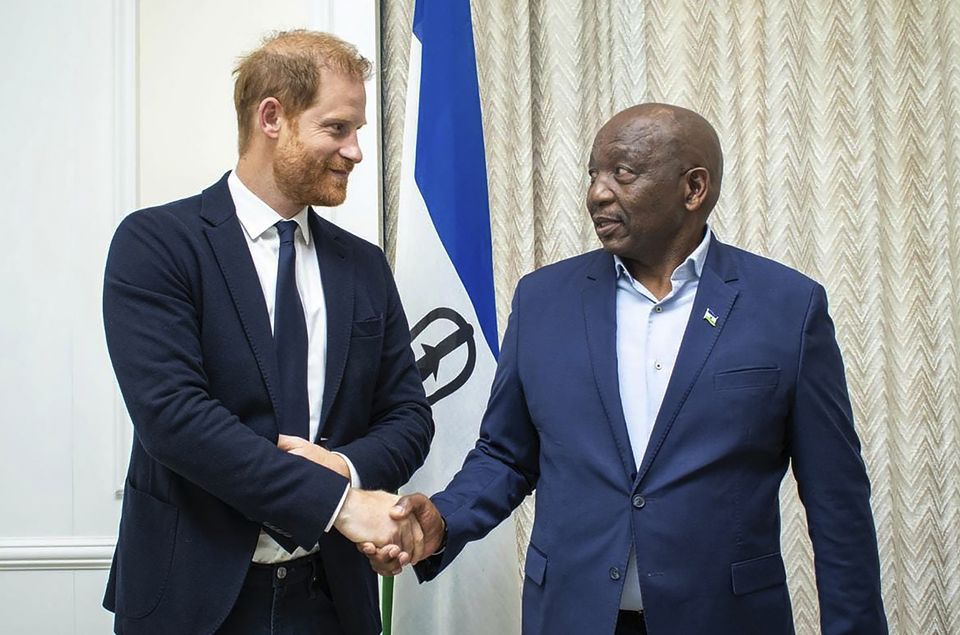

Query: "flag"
(390, 0), (522, 633)
(703, 308), (718, 327)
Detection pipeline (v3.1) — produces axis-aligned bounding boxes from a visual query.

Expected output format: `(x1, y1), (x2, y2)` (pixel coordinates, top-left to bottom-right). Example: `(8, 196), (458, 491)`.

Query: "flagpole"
(381, 575), (394, 635)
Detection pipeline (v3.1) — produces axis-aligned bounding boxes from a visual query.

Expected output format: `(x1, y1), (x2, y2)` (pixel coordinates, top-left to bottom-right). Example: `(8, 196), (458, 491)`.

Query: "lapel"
(582, 250), (638, 481)
(309, 212), (355, 440)
(201, 172), (282, 422)
(635, 237), (740, 486)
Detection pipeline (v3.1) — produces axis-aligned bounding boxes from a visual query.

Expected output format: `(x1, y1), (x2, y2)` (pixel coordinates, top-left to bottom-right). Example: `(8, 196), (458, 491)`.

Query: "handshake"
(334, 489), (444, 576)
(277, 434), (443, 576)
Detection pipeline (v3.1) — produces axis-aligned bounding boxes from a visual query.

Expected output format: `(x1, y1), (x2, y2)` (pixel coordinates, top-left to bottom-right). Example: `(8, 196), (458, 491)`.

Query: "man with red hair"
(103, 31), (432, 635)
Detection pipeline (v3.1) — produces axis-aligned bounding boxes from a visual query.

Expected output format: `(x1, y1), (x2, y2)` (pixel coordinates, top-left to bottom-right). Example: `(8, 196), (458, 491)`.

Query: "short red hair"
(233, 30), (372, 154)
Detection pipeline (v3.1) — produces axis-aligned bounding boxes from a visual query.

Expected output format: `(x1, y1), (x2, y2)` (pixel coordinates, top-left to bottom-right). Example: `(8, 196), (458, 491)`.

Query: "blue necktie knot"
(276, 220), (299, 245)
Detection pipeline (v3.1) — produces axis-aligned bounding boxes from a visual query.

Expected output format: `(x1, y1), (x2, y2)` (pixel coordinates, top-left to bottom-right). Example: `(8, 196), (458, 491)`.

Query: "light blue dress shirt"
(615, 228), (712, 611)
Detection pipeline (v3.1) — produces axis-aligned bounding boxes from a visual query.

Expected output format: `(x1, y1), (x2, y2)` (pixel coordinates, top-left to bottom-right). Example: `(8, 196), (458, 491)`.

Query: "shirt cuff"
(434, 515), (448, 554)
(333, 451), (362, 489)
(325, 483), (350, 533)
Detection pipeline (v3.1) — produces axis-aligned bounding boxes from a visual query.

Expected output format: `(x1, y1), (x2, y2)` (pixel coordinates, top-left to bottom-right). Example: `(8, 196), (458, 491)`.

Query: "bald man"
(365, 104), (887, 634)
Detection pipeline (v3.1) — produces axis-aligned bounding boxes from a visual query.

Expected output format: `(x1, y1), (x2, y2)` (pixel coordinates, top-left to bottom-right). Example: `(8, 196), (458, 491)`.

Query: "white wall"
(0, 1), (379, 631)
(139, 0), (382, 244)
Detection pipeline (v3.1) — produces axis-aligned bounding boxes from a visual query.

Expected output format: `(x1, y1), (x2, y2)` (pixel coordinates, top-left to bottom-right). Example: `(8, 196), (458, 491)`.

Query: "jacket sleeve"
(334, 250), (434, 491)
(788, 284), (888, 634)
(416, 282), (539, 581)
(104, 210), (348, 550)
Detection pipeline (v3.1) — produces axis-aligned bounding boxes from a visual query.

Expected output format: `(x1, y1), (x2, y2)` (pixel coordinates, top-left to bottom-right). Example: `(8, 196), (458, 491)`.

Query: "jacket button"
(609, 567), (621, 580)
(632, 495), (645, 509)
(276, 566), (287, 580)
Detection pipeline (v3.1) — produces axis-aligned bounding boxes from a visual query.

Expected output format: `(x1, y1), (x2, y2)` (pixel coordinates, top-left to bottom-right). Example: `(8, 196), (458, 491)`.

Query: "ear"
(683, 167), (711, 212)
(256, 97), (284, 140)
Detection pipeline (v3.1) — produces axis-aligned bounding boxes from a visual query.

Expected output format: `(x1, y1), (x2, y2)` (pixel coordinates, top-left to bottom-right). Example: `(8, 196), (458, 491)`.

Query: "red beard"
(273, 135), (353, 208)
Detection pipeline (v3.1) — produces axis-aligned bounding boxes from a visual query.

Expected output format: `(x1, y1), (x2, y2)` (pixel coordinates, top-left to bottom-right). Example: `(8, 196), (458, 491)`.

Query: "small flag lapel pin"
(703, 308), (718, 327)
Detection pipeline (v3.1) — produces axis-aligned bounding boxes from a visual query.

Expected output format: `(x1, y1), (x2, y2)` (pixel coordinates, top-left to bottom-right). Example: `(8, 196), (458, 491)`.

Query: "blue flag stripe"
(412, 0), (499, 357)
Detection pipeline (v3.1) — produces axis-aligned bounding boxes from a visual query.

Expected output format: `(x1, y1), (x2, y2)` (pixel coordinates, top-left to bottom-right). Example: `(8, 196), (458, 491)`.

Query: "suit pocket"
(714, 366), (780, 391)
(524, 542), (547, 586)
(731, 552), (786, 595)
(115, 482), (179, 618)
(351, 315), (383, 338)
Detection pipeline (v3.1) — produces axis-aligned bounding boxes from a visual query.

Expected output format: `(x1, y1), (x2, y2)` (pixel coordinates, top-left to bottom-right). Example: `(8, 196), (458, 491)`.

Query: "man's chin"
(303, 185), (347, 208)
(597, 235), (623, 253)
(314, 191), (347, 208)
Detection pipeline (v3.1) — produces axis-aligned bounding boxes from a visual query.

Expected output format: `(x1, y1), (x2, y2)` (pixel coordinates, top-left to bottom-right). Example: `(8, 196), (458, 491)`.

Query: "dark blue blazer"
(102, 173), (432, 635)
(418, 238), (886, 634)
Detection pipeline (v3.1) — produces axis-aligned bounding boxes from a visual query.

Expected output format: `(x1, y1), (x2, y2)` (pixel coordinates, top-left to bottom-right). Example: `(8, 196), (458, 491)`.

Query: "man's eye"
(588, 170), (597, 183)
(614, 166), (632, 176)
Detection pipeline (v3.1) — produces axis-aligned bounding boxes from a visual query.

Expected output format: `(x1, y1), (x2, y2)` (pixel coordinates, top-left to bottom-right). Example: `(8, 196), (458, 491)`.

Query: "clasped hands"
(278, 435), (443, 576)
(339, 490), (444, 576)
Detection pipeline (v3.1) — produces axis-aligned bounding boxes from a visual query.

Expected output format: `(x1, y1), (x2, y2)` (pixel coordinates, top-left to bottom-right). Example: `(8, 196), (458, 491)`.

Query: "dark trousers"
(216, 552), (344, 635)
(615, 610), (648, 635)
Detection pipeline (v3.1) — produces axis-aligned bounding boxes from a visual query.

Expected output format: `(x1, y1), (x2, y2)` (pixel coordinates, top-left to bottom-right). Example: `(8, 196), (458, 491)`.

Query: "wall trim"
(113, 0), (139, 498)
(0, 537), (116, 571)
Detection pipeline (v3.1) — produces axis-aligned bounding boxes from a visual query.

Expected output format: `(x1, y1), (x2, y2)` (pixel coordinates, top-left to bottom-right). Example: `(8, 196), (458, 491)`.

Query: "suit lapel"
(582, 251), (638, 481)
(635, 238), (740, 485)
(201, 174), (282, 422)
(310, 212), (354, 440)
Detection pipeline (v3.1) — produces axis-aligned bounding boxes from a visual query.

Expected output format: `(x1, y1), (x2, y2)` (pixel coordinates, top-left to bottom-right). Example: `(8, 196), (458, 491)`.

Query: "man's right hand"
(333, 489), (423, 562)
(358, 493), (445, 576)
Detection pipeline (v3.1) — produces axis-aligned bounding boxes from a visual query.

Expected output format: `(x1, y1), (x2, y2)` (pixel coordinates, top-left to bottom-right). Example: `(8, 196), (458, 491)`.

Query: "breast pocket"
(714, 366), (780, 391)
(341, 316), (385, 414)
(348, 315), (384, 370)
(351, 315), (384, 338)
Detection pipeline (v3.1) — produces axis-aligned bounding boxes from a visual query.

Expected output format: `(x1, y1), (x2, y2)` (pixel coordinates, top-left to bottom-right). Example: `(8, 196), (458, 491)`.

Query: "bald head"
(596, 103), (724, 214)
(586, 103), (724, 281)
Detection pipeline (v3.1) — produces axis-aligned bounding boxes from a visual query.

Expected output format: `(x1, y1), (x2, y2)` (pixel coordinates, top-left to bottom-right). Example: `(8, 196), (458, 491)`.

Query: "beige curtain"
(381, 1), (960, 632)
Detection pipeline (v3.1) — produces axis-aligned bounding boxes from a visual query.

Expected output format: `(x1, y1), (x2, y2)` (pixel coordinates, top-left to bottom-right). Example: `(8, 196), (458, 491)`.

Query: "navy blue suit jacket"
(102, 173), (432, 635)
(418, 238), (886, 634)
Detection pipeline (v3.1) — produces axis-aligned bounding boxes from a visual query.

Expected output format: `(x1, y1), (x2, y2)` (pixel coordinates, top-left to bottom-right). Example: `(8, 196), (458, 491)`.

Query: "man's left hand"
(278, 434), (350, 479)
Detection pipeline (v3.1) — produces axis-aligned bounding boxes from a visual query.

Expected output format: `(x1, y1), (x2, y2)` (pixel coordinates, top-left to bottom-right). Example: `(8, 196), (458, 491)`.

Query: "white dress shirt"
(228, 172), (360, 564)
(615, 229), (712, 610)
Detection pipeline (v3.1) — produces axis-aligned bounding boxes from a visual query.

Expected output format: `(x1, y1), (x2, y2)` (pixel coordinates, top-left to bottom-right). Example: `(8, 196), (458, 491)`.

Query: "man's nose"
(587, 176), (615, 207)
(340, 132), (363, 164)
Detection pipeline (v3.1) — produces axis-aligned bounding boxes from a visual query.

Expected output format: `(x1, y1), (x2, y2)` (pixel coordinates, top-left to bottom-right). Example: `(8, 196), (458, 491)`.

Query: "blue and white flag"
(392, 0), (521, 633)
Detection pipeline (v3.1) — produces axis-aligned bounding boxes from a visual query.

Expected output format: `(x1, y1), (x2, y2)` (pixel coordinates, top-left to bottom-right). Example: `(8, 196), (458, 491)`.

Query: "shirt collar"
(614, 225), (712, 282)
(228, 171), (311, 245)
